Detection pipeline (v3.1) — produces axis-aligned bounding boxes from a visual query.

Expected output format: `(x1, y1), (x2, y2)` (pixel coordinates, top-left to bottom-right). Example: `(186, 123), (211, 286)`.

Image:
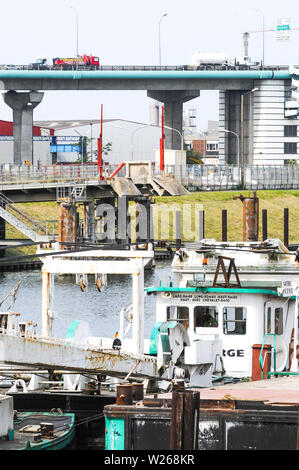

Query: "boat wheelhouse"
(147, 279), (296, 381)
(150, 238), (299, 383)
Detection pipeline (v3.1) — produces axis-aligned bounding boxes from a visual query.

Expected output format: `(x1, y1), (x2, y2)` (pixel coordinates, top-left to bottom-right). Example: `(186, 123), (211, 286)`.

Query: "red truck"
(29, 54), (100, 70)
(53, 54), (100, 69)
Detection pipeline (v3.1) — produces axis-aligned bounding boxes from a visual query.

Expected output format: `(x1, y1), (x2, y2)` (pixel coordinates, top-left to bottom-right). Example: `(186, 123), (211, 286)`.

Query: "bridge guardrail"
(0, 163), (298, 191)
(0, 64), (291, 72)
(0, 163), (126, 185)
(153, 164), (299, 191)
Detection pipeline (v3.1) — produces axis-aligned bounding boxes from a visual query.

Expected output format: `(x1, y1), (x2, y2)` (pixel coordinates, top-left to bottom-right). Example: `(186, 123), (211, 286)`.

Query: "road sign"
(50, 144), (82, 153)
(279, 280), (299, 297)
(277, 18), (290, 40)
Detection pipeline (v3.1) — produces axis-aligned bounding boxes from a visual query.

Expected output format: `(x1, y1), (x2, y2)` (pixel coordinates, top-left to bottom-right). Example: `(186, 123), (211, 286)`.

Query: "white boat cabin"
(147, 280), (296, 379)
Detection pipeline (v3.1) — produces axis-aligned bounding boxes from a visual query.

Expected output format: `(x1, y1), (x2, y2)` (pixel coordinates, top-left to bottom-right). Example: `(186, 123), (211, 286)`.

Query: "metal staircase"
(0, 192), (56, 242)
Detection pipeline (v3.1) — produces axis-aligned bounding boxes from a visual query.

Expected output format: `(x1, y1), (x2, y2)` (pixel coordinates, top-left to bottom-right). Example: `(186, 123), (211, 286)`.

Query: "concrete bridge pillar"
(219, 90), (254, 166)
(3, 90), (44, 165)
(147, 90), (200, 150)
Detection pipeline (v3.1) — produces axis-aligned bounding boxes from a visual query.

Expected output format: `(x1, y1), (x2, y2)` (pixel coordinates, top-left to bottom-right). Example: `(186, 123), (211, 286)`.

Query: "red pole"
(98, 104), (103, 179)
(160, 105), (165, 172)
(107, 162), (125, 180)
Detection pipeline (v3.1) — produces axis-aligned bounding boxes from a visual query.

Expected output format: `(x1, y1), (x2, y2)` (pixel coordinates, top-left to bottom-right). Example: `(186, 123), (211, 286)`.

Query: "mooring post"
(175, 211), (181, 249)
(170, 390), (200, 450)
(262, 209), (268, 241)
(82, 200), (95, 241)
(222, 209), (227, 242)
(284, 208), (289, 249)
(234, 192), (259, 241)
(199, 210), (205, 240)
(117, 196), (127, 245)
(135, 200), (148, 243)
(0, 214), (5, 240)
(127, 200), (131, 247)
(147, 199), (154, 243)
(135, 202), (140, 243)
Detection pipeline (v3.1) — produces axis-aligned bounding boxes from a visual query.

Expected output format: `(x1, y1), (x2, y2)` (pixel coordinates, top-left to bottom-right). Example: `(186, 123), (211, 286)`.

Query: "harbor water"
(0, 261), (175, 340)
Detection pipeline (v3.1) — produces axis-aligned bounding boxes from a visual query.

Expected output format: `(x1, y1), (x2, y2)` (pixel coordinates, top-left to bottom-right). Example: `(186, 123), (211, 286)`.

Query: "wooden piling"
(58, 198), (77, 249)
(284, 208), (289, 248)
(222, 209), (227, 242)
(262, 209), (268, 241)
(198, 210), (205, 241)
(175, 211), (181, 249)
(170, 390), (200, 450)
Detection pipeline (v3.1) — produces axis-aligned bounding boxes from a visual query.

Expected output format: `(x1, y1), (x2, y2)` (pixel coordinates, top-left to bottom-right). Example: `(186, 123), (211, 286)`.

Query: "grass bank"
(152, 190), (299, 243)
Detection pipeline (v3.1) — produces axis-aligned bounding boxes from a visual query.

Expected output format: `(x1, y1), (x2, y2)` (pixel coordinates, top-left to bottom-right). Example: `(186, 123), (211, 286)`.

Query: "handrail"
(0, 191), (52, 236)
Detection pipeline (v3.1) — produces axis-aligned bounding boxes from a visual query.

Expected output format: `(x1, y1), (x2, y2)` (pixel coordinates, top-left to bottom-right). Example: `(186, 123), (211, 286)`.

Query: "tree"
(285, 159), (297, 165)
(75, 137), (112, 163)
(92, 141), (112, 160)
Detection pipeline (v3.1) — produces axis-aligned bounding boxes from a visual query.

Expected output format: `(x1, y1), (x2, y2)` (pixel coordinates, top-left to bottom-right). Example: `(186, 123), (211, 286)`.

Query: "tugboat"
(147, 243), (299, 383)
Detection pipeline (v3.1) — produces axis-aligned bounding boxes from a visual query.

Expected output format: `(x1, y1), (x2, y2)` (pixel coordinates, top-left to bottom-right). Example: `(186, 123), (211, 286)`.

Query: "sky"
(1, 0), (299, 131)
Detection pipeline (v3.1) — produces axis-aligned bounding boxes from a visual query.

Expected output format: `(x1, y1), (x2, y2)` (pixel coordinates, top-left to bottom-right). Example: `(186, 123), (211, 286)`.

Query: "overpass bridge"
(0, 67), (295, 167)
(0, 67), (291, 91)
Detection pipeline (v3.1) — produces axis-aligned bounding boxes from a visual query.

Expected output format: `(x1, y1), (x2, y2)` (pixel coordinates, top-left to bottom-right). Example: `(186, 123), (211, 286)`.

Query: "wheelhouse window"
(274, 308), (283, 335)
(194, 306), (218, 328)
(223, 307), (246, 335)
(266, 306), (283, 335)
(167, 306), (189, 329)
(266, 307), (271, 334)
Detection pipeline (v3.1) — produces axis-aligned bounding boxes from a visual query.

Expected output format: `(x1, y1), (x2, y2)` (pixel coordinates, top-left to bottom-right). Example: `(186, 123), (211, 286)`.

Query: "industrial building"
(35, 119), (161, 166)
(0, 119), (161, 167)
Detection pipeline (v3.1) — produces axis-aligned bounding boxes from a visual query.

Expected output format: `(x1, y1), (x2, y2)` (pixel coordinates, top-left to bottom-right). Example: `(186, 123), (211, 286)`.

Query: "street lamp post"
(254, 8), (265, 65)
(131, 125), (154, 160)
(103, 122), (152, 161)
(164, 125), (184, 151)
(70, 5), (79, 57)
(240, 87), (259, 187)
(90, 123), (93, 160)
(164, 125), (184, 178)
(159, 13), (167, 67)
(219, 127), (240, 180)
(73, 129), (84, 164)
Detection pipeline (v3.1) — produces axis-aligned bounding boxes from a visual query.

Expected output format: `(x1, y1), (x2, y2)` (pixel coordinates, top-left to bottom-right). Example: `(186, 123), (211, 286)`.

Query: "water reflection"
(0, 261), (177, 339)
